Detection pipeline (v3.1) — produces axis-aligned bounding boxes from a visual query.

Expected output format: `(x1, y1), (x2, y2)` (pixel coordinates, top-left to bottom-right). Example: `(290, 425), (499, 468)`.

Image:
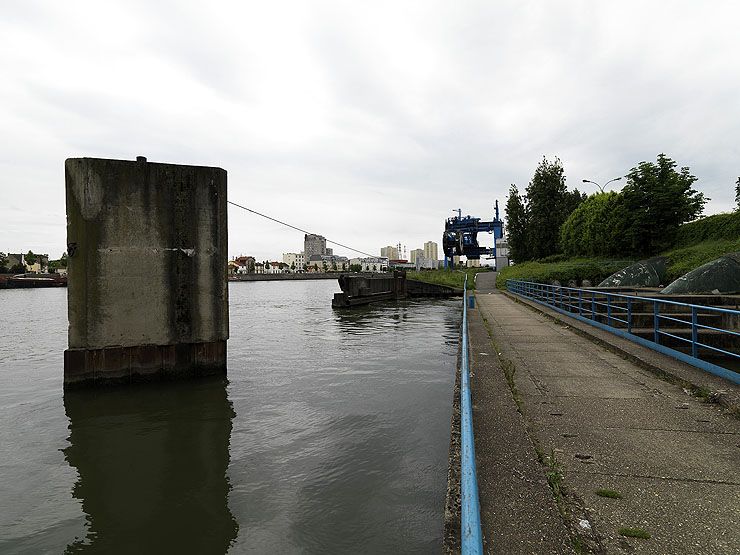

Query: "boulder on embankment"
(598, 257), (667, 288)
(661, 252), (740, 295)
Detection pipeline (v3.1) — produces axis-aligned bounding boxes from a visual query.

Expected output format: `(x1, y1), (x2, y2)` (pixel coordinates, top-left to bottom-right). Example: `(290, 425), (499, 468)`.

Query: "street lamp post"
(582, 177), (622, 193)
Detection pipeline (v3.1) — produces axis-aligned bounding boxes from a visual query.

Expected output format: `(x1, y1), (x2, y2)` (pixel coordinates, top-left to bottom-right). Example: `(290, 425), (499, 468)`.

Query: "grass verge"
(407, 267), (490, 290)
(496, 237), (740, 289)
(496, 258), (632, 289)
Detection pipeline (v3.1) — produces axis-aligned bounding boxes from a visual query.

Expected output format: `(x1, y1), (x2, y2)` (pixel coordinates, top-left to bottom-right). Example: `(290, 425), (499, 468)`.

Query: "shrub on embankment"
(408, 267), (490, 290)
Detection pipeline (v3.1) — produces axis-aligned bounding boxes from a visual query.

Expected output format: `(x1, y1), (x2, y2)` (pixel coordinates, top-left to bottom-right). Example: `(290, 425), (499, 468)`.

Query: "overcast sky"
(2, 0), (738, 261)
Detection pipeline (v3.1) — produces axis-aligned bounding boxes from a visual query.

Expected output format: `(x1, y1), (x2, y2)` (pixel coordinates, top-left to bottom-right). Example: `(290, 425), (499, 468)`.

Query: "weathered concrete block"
(64, 157), (228, 386)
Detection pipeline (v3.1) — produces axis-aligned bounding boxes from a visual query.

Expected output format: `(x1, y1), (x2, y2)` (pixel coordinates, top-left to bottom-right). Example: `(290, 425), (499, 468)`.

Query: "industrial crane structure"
(442, 201), (504, 268)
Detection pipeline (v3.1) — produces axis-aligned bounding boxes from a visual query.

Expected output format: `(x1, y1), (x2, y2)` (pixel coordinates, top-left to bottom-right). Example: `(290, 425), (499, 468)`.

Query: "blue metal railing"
(461, 276), (483, 554)
(506, 280), (740, 385)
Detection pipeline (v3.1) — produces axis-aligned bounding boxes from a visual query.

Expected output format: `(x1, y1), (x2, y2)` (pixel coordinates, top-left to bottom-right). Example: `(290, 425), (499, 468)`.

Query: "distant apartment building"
(423, 241), (438, 263)
(380, 245), (399, 260)
(409, 249), (424, 264)
(350, 257), (389, 272)
(266, 261), (289, 274)
(282, 252), (305, 271)
(307, 254), (349, 272)
(304, 234), (327, 261)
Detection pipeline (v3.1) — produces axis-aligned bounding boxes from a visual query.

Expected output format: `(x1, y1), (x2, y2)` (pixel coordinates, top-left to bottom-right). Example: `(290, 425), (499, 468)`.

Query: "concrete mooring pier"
(64, 157), (228, 386)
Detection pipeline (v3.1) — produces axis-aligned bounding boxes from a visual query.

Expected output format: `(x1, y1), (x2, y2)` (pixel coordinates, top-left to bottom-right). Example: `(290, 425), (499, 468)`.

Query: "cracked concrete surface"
(470, 273), (739, 554)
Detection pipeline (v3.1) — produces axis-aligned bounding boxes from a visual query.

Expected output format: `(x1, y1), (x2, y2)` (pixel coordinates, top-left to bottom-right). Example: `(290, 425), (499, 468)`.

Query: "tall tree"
(525, 157), (577, 259)
(735, 177), (739, 211)
(622, 154), (706, 256)
(505, 184), (529, 262)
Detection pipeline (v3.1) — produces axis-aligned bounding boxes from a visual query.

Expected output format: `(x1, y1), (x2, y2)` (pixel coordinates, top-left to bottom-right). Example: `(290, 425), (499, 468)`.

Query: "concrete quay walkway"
(469, 273), (740, 554)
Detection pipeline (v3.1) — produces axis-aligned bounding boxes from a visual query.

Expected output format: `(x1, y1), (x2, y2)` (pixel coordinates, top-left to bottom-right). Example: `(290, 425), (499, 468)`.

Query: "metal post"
(691, 306), (698, 358)
(591, 292), (596, 321)
(654, 302), (660, 344)
(607, 295), (612, 327)
(627, 297), (632, 333)
(578, 290), (583, 316)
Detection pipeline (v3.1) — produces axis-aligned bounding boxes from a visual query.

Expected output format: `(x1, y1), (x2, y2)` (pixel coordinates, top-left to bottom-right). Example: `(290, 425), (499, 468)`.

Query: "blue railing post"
(591, 292), (596, 321)
(691, 306), (698, 359)
(460, 276), (483, 554)
(505, 279), (740, 384)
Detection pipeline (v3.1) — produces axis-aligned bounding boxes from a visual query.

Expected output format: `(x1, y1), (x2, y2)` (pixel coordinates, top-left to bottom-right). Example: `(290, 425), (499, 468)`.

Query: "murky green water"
(0, 281), (459, 554)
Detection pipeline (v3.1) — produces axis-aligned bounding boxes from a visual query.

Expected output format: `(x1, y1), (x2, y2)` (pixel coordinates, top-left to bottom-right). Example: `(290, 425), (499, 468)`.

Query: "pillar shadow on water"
(63, 377), (237, 554)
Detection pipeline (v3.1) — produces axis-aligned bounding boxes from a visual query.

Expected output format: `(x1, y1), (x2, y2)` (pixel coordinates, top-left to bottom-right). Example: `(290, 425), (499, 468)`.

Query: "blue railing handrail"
(508, 279), (740, 315)
(460, 275), (483, 554)
(506, 279), (740, 385)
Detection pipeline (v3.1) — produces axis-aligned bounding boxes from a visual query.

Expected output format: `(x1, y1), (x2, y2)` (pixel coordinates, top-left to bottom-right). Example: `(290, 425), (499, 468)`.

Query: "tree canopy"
(620, 154), (706, 256)
(505, 157), (585, 262)
(505, 184), (529, 263)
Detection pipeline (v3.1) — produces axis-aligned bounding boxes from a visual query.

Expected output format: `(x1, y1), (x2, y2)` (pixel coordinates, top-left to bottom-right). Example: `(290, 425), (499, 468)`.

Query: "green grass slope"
(407, 267), (490, 290)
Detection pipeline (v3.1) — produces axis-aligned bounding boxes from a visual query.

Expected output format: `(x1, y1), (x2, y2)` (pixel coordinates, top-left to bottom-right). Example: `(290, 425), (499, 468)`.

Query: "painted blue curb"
(461, 281), (483, 554)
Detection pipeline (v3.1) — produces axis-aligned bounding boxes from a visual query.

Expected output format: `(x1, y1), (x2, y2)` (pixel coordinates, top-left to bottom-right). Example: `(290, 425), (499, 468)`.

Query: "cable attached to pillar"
(227, 200), (378, 258)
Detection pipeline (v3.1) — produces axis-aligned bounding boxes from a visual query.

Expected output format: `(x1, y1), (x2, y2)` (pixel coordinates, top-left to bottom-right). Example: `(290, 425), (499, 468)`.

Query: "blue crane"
(442, 201), (504, 268)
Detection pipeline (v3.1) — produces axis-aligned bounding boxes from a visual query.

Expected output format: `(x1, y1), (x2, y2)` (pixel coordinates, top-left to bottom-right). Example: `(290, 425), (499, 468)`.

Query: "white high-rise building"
(423, 241), (438, 262)
(409, 249), (424, 264)
(380, 245), (399, 260)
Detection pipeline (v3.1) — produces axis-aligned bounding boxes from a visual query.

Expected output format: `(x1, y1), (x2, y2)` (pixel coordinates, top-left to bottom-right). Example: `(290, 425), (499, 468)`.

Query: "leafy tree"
(25, 250), (37, 266)
(331, 261), (337, 271)
(290, 262), (296, 272)
(60, 252), (68, 268)
(525, 157), (582, 259)
(505, 184), (529, 262)
(0, 252), (8, 274)
(621, 154), (706, 256)
(735, 177), (739, 211)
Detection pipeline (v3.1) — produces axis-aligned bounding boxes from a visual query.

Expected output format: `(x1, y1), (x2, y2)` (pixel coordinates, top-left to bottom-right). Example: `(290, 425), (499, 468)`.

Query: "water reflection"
(63, 378), (237, 554)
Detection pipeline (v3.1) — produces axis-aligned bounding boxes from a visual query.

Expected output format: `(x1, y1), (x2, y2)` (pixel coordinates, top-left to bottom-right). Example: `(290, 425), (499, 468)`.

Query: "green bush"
(560, 193), (629, 257)
(672, 212), (740, 248)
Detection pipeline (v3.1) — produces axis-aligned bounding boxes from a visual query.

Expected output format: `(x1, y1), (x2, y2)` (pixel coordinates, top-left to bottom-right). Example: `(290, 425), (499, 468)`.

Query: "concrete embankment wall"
(232, 273), (341, 282)
(64, 157), (228, 386)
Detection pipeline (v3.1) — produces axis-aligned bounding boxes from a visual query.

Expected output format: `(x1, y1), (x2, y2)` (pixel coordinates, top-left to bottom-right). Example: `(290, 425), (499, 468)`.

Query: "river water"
(0, 280), (459, 554)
